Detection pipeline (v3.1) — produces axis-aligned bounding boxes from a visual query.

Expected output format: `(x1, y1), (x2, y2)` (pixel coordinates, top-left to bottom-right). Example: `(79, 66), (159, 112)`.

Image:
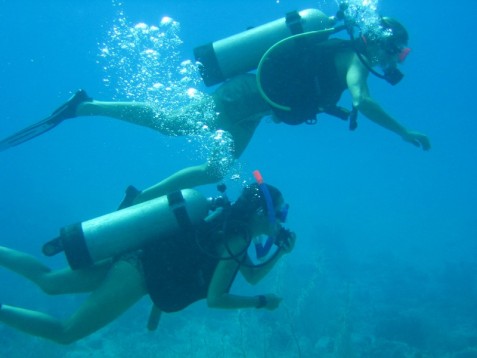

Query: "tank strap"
(285, 11), (304, 35)
(61, 223), (93, 269)
(146, 190), (192, 333)
(167, 191), (193, 229)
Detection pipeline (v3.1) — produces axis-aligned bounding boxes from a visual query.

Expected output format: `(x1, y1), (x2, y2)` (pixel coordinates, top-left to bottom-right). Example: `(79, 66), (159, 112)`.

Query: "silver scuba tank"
(194, 9), (333, 86)
(42, 189), (209, 270)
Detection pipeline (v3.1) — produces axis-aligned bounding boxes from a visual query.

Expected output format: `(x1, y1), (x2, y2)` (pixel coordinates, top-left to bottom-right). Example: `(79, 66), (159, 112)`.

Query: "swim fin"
(0, 89), (91, 152)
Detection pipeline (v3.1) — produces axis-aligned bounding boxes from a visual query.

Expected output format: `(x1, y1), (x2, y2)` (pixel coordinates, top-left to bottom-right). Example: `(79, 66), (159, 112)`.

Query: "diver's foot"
(117, 185), (142, 210)
(50, 89), (92, 121)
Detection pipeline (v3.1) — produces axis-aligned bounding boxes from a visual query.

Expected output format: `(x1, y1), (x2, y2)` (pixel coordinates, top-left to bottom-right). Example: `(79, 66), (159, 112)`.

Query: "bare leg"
(76, 99), (212, 136)
(0, 246), (111, 294)
(133, 120), (260, 203)
(134, 162), (224, 203)
(76, 94), (262, 202)
(0, 260), (146, 344)
(134, 126), (237, 202)
(77, 101), (161, 130)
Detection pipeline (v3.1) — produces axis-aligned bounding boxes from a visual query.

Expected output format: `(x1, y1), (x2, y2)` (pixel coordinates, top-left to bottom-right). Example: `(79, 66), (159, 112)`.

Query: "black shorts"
(212, 73), (270, 129)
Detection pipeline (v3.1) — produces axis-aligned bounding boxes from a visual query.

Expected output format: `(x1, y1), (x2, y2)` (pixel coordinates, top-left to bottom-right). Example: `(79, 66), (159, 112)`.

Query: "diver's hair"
(229, 183), (283, 223)
(381, 17), (409, 45)
(363, 17), (409, 49)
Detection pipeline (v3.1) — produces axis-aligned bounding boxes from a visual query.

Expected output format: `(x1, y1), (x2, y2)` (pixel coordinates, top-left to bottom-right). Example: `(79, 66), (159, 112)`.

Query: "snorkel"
(252, 170), (289, 259)
(353, 30), (406, 86)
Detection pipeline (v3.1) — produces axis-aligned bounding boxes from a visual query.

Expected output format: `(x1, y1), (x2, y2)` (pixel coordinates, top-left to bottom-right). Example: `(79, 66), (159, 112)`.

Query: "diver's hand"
(279, 231), (296, 254)
(402, 130), (431, 151)
(263, 294), (282, 310)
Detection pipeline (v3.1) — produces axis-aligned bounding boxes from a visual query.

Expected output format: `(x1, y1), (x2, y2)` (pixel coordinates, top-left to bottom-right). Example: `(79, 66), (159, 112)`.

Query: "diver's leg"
(134, 162), (224, 203)
(0, 260), (146, 344)
(131, 74), (268, 201)
(133, 129), (235, 203)
(77, 97), (214, 135)
(0, 246), (111, 294)
(77, 101), (160, 130)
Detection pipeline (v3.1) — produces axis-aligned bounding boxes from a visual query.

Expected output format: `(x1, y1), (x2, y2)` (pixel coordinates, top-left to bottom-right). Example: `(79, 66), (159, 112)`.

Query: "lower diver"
(0, 179), (295, 344)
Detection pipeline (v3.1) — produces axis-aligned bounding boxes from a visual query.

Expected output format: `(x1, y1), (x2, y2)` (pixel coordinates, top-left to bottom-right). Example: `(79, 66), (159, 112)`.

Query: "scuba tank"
(42, 189), (209, 270)
(194, 9), (333, 87)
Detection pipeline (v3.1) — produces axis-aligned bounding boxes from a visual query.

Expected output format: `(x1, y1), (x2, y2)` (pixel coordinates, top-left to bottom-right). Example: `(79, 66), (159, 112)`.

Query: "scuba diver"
(0, 7), (430, 204)
(0, 177), (295, 344)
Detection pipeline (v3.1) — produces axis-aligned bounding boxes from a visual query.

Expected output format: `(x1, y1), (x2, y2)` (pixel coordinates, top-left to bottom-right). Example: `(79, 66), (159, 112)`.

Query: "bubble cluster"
(98, 1), (235, 179)
(340, 0), (391, 41)
(194, 129), (234, 179)
(99, 6), (193, 106)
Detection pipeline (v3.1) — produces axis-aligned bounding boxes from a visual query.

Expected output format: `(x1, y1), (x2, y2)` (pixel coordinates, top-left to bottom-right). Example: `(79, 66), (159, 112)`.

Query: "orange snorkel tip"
(253, 170), (264, 184)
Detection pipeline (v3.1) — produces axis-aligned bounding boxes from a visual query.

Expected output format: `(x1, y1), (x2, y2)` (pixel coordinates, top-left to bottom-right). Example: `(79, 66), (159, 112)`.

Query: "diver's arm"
(207, 261), (282, 311)
(240, 232), (296, 285)
(346, 59), (430, 150)
(206, 236), (284, 310)
(239, 253), (284, 285)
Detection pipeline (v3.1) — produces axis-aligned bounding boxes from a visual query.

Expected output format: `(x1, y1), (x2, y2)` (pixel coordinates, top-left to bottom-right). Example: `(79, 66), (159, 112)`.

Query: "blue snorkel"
(253, 170), (285, 259)
(197, 173), (291, 268)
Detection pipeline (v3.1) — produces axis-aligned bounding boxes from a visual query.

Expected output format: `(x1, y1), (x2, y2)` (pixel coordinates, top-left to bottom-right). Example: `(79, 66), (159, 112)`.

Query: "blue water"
(0, 0), (476, 356)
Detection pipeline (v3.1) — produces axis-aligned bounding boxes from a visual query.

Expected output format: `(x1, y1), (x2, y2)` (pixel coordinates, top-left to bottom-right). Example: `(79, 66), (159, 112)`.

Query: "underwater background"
(0, 0), (476, 357)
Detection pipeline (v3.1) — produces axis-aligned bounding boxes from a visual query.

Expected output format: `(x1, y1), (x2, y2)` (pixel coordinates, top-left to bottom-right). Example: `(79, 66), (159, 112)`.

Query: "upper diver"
(0, 6), (430, 203)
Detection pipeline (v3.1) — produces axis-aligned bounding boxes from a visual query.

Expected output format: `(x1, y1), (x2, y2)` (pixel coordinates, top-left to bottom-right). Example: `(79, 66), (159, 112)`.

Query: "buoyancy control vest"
(257, 37), (352, 125)
(141, 225), (230, 313)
